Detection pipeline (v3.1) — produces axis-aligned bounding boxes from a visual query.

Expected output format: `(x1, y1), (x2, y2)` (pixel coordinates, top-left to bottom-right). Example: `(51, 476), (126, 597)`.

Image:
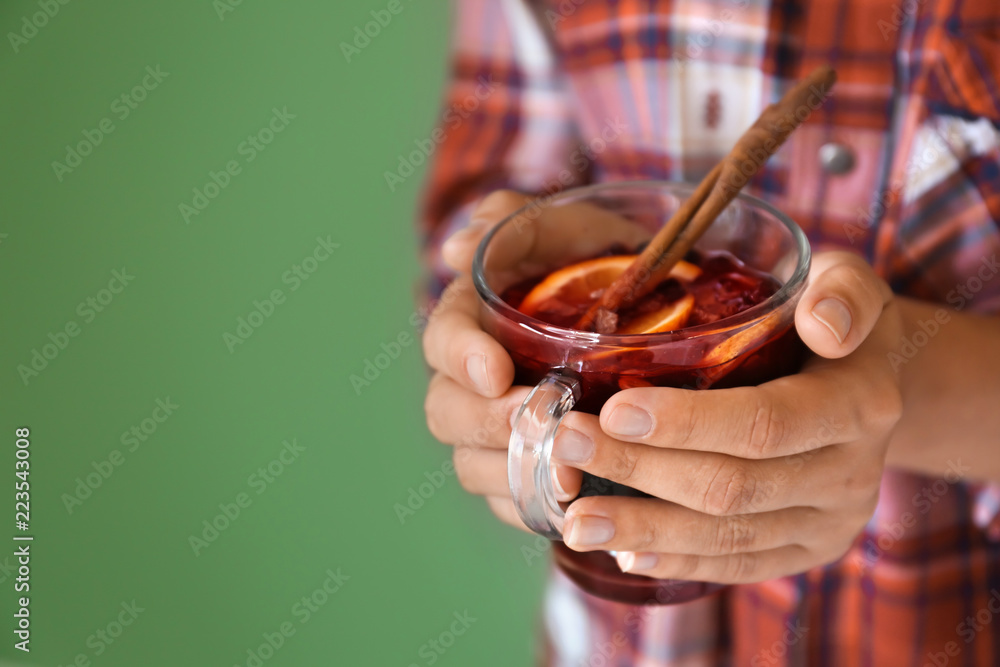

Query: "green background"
(0, 2), (546, 665)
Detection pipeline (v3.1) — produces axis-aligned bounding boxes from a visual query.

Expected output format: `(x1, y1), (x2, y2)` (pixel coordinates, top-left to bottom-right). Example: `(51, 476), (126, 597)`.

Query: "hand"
(553, 251), (904, 583)
(423, 191), (650, 529)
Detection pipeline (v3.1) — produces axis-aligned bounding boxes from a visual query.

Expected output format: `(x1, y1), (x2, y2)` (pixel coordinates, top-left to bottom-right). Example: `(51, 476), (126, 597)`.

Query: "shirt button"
(819, 142), (855, 175)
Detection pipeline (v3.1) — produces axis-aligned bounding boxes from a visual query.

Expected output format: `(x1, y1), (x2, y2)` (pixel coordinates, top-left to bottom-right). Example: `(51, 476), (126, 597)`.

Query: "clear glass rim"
(471, 180), (811, 343)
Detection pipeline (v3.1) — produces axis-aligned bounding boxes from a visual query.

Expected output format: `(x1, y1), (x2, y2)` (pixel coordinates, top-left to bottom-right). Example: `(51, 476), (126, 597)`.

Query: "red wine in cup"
(497, 248), (805, 604)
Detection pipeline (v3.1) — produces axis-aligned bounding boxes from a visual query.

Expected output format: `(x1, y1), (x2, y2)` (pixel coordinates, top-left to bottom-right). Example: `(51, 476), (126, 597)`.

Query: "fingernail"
(616, 551), (659, 573)
(550, 466), (574, 502)
(606, 405), (652, 437)
(442, 220), (489, 255)
(440, 234), (464, 259)
(443, 223), (476, 244)
(465, 354), (491, 394)
(565, 516), (615, 547)
(553, 428), (594, 465)
(811, 298), (852, 344)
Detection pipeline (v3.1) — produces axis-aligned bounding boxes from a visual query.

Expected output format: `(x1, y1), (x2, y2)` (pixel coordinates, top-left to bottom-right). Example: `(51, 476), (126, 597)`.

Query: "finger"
(454, 448), (511, 497)
(441, 191), (533, 273)
(551, 464), (583, 503)
(442, 190), (651, 279)
(612, 544), (816, 584)
(422, 276), (514, 398)
(795, 251), (892, 359)
(597, 382), (856, 459)
(561, 496), (821, 555)
(485, 495), (534, 534)
(454, 445), (581, 500)
(553, 413), (862, 515)
(426, 375), (582, 499)
(424, 373), (527, 449)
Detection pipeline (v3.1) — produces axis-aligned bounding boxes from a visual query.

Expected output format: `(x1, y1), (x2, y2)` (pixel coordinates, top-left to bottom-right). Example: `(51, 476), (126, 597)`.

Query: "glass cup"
(472, 181), (810, 605)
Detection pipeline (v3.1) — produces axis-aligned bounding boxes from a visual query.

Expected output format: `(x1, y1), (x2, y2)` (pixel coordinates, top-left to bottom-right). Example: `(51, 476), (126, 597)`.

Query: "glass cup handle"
(508, 371), (581, 540)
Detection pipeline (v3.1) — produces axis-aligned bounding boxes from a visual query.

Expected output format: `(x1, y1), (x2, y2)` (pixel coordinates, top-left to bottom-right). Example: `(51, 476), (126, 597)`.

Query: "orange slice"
(702, 310), (782, 366)
(520, 255), (700, 334)
(618, 294), (695, 334)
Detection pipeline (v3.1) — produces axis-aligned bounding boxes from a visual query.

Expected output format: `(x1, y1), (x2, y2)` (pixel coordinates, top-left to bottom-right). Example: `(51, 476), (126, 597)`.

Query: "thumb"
(441, 190), (533, 273)
(794, 251), (892, 359)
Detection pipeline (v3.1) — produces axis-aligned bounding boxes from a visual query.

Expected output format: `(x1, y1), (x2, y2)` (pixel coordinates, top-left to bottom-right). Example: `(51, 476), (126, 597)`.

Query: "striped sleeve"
(887, 117), (1000, 312)
(419, 0), (583, 296)
(878, 0), (1000, 310)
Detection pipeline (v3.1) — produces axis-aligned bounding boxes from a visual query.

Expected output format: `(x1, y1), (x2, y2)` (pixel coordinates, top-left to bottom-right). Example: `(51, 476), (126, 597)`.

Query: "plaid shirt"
(419, 0), (1000, 665)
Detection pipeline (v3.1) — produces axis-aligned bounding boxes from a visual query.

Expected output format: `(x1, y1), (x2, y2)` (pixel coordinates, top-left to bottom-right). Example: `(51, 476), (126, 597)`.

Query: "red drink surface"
(499, 250), (802, 413)
(503, 250), (781, 331)
(492, 249), (805, 605)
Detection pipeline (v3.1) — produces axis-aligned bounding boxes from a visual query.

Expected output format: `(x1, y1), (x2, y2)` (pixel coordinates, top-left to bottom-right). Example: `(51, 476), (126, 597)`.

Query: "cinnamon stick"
(578, 65), (837, 332)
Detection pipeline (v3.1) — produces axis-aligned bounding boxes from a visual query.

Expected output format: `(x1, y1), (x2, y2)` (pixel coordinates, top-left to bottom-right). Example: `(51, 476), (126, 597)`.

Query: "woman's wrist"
(885, 296), (1000, 481)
